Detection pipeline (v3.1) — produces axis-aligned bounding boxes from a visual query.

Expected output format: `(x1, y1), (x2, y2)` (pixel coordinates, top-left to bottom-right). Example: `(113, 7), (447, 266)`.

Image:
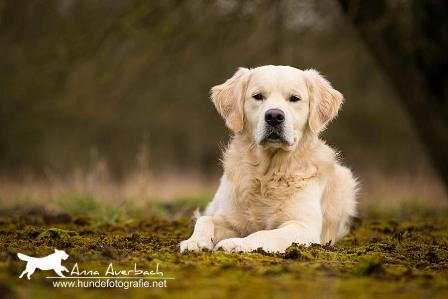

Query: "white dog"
(18, 249), (69, 279)
(180, 65), (358, 253)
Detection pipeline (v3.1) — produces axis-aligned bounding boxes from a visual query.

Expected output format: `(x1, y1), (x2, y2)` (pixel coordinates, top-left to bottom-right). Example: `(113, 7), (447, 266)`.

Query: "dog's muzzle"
(262, 109), (287, 144)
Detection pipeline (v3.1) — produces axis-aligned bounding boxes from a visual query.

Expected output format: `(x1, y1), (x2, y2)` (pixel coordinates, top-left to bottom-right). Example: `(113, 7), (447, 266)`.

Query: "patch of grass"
(149, 195), (210, 218)
(362, 198), (445, 220)
(58, 194), (136, 224)
(58, 193), (211, 223)
(59, 194), (109, 219)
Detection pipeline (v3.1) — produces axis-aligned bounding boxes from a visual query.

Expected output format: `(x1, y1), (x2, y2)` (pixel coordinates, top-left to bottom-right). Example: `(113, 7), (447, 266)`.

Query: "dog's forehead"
(249, 66), (306, 91)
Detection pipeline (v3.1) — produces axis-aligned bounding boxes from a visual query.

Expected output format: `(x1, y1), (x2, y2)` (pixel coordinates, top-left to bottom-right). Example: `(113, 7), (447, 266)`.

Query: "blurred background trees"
(339, 0), (448, 187)
(0, 0), (444, 196)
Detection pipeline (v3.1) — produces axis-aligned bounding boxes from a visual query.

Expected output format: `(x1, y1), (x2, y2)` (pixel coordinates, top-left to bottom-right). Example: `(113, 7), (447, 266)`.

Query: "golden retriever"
(180, 65), (358, 253)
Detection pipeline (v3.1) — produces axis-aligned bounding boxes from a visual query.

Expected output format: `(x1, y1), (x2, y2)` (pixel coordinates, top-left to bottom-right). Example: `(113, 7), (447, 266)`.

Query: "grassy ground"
(0, 199), (447, 299)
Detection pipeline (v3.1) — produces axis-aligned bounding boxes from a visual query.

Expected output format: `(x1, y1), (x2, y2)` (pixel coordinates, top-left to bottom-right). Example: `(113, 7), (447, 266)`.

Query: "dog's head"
(211, 65), (343, 151)
(55, 249), (69, 260)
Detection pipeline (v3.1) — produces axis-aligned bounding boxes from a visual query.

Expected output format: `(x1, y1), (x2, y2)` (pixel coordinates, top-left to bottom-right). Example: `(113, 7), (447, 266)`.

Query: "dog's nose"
(265, 109), (285, 127)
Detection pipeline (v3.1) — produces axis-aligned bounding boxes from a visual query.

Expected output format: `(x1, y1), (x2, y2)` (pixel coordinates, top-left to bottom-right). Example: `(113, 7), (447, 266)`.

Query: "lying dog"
(180, 65), (357, 253)
(18, 249), (69, 279)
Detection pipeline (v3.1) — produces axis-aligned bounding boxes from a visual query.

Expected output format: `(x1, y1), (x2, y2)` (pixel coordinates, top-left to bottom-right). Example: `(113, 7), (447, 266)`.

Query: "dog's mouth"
(266, 132), (283, 143)
(261, 128), (288, 145)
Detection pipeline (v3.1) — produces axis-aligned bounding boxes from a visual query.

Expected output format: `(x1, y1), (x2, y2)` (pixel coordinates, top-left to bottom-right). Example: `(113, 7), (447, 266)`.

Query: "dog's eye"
(290, 95), (301, 102)
(252, 93), (264, 101)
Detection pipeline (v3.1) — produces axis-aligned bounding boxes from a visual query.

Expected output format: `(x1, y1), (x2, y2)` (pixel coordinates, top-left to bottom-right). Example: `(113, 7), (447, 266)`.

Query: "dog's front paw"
(180, 238), (214, 252)
(214, 238), (253, 252)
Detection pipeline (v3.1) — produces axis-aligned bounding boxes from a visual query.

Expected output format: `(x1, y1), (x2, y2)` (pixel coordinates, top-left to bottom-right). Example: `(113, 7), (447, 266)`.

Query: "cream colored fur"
(180, 65), (358, 253)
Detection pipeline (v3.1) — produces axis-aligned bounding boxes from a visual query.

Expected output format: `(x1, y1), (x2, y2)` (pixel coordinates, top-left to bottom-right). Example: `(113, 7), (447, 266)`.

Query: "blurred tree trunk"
(338, 0), (448, 189)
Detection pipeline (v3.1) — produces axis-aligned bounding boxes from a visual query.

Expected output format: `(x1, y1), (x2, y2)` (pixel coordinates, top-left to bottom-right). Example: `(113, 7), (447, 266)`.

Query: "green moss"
(0, 206), (447, 299)
(283, 243), (313, 260)
(36, 228), (81, 240)
(353, 255), (384, 275)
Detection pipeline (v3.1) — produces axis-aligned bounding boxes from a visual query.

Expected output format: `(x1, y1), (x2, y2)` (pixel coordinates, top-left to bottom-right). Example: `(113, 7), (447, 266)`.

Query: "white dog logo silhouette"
(17, 249), (69, 279)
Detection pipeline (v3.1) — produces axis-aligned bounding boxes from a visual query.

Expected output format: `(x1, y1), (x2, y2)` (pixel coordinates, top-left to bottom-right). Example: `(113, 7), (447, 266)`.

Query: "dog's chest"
(234, 172), (309, 233)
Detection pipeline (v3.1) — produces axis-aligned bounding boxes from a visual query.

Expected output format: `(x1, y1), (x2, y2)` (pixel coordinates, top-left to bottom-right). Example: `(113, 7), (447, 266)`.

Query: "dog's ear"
(211, 67), (250, 133)
(304, 69), (343, 134)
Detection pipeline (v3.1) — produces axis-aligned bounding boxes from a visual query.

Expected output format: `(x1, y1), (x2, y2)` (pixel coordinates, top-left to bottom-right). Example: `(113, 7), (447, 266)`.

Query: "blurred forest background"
(0, 0), (446, 212)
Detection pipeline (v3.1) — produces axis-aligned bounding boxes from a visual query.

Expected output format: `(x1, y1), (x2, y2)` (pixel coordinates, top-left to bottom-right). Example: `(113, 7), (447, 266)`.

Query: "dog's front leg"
(214, 220), (321, 253)
(215, 183), (324, 253)
(180, 216), (215, 252)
